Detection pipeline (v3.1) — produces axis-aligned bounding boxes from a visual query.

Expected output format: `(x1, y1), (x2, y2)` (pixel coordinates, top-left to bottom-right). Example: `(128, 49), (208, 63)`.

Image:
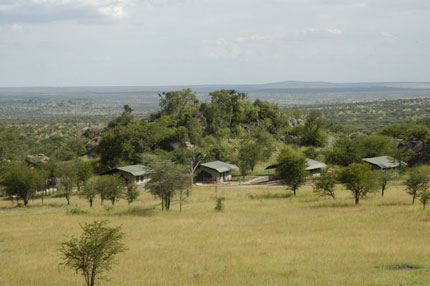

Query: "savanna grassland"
(1, 182), (430, 286)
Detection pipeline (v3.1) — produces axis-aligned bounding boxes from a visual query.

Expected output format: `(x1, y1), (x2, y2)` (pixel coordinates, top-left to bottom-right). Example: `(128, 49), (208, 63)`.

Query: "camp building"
(265, 158), (327, 179)
(103, 164), (151, 185)
(194, 161), (239, 183)
(362, 156), (403, 170)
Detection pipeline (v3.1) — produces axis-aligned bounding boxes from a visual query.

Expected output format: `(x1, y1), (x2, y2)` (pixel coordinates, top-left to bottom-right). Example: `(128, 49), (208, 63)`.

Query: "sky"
(0, 0), (429, 87)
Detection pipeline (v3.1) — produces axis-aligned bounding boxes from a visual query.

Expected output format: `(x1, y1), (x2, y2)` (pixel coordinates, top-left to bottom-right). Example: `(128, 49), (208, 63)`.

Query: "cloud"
(11, 24), (24, 31)
(206, 27), (344, 60)
(0, 0), (132, 24)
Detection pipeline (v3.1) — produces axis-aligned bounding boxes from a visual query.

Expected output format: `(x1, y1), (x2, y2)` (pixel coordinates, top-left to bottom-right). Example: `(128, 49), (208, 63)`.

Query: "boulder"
(26, 154), (50, 165)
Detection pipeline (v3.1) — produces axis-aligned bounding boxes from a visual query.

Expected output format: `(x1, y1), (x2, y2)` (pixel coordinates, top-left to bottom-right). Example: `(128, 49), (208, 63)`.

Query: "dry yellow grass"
(1, 182), (430, 286)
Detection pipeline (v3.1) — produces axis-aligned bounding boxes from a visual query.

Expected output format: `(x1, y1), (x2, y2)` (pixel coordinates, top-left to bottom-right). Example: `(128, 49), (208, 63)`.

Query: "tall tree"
(56, 161), (78, 205)
(338, 163), (378, 204)
(238, 142), (263, 178)
(158, 89), (199, 116)
(125, 185), (140, 205)
(145, 158), (192, 211)
(96, 175), (124, 206)
(313, 169), (337, 199)
(81, 177), (98, 207)
(276, 148), (308, 196)
(300, 110), (327, 147)
(75, 160), (93, 192)
(0, 126), (28, 161)
(378, 169), (396, 197)
(2, 163), (38, 206)
(108, 105), (135, 128)
(405, 166), (430, 204)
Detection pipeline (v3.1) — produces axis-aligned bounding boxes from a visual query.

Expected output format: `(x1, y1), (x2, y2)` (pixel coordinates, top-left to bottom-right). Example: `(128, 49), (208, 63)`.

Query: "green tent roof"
(362, 156), (403, 169)
(115, 165), (150, 176)
(305, 159), (327, 171)
(265, 158), (327, 171)
(200, 161), (239, 173)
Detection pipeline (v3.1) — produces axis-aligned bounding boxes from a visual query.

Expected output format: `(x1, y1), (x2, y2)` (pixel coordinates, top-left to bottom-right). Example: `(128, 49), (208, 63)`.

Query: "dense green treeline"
(3, 89), (430, 207)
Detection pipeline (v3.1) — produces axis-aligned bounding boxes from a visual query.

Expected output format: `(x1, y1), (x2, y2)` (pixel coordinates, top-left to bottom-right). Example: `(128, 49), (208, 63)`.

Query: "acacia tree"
(59, 220), (126, 286)
(338, 163), (378, 204)
(238, 142), (263, 178)
(96, 175), (124, 206)
(378, 169), (396, 197)
(145, 158), (191, 211)
(2, 163), (38, 206)
(34, 169), (49, 205)
(405, 166), (430, 204)
(75, 160), (93, 192)
(313, 169), (337, 199)
(56, 161), (78, 205)
(300, 110), (327, 147)
(125, 185), (139, 205)
(81, 177), (98, 207)
(276, 148), (308, 196)
(419, 189), (430, 210)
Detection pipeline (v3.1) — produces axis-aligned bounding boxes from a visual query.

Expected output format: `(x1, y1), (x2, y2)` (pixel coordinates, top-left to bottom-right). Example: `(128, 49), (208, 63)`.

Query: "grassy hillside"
(1, 183), (430, 286)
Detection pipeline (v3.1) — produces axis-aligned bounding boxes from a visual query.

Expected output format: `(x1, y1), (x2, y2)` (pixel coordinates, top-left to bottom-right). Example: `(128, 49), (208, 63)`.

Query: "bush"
(66, 207), (88, 215)
(249, 192), (293, 200)
(214, 196), (225, 211)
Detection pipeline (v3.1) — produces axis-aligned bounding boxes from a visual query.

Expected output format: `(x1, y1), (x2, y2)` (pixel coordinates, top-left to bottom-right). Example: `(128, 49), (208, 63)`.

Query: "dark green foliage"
(326, 137), (363, 166)
(276, 148), (308, 196)
(338, 163), (378, 204)
(1, 163), (40, 206)
(81, 177), (98, 207)
(66, 207), (88, 215)
(98, 124), (150, 168)
(158, 89), (199, 116)
(419, 189), (430, 210)
(108, 105), (135, 128)
(299, 110), (327, 147)
(145, 157), (192, 211)
(55, 137), (87, 161)
(95, 175), (125, 206)
(55, 161), (78, 205)
(378, 170), (396, 197)
(238, 142), (263, 177)
(313, 170), (337, 199)
(251, 129), (276, 159)
(248, 192), (292, 200)
(405, 166), (430, 204)
(58, 220), (126, 286)
(76, 160), (93, 192)
(204, 143), (232, 162)
(327, 135), (396, 166)
(125, 185), (140, 205)
(381, 123), (429, 141)
(0, 126), (28, 161)
(214, 196), (225, 211)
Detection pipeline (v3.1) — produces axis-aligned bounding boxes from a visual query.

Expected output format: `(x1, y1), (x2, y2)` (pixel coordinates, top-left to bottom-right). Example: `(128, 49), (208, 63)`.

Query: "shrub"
(66, 207), (88, 215)
(214, 196), (225, 211)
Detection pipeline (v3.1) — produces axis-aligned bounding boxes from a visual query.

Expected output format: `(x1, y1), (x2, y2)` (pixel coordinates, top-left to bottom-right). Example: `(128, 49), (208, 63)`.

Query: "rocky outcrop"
(398, 137), (430, 165)
(26, 154), (50, 165)
(288, 117), (304, 127)
(77, 126), (106, 157)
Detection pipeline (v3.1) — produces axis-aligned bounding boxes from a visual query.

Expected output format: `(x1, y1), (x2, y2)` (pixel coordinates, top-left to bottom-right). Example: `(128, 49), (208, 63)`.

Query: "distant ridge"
(1, 81), (430, 93)
(1, 81), (430, 109)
